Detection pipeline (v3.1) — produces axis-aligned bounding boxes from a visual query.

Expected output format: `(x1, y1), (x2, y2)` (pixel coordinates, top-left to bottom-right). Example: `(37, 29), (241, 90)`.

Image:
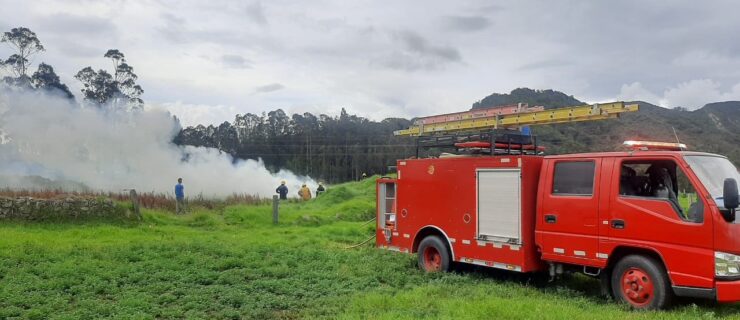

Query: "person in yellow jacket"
(298, 184), (312, 201)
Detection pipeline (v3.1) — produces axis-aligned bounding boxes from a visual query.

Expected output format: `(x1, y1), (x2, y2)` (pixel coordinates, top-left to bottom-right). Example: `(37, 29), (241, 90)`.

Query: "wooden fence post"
(272, 195), (279, 225)
(129, 189), (141, 220)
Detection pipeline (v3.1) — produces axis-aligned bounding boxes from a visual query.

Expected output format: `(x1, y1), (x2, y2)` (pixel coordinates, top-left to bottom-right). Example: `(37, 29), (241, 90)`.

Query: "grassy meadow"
(1, 177), (739, 319)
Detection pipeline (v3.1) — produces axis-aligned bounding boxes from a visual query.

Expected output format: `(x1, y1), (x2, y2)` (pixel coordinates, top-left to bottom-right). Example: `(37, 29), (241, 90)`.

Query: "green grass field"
(1, 178), (739, 319)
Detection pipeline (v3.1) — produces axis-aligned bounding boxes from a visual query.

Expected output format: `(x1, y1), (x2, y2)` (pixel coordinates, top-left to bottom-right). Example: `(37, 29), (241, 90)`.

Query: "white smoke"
(0, 89), (317, 198)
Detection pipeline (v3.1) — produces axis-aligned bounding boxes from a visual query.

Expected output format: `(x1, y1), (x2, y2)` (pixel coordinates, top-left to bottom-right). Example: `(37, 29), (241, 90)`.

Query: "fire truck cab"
(376, 144), (740, 309)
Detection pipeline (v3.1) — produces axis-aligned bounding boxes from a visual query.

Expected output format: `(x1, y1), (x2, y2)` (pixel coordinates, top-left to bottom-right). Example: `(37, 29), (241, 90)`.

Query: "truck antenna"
(671, 126), (684, 150)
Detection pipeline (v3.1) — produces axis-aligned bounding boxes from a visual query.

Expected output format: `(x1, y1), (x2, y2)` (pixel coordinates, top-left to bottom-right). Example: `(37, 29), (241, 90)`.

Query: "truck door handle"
(611, 219), (625, 229)
(545, 214), (557, 224)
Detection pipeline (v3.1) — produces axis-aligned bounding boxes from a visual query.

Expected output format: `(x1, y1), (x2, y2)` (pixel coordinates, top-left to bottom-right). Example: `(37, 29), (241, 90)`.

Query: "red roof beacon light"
(623, 140), (687, 151)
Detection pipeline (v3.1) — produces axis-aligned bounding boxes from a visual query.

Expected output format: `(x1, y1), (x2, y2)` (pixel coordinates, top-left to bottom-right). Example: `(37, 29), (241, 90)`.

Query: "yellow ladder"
(394, 102), (639, 136)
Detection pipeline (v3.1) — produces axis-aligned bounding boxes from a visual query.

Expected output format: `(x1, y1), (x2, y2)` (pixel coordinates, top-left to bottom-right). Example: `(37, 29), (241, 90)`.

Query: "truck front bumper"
(673, 280), (740, 302)
(716, 280), (740, 302)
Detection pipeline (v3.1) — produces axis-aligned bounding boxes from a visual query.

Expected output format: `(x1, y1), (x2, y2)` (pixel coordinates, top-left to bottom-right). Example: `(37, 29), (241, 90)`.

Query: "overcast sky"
(2, 0), (740, 126)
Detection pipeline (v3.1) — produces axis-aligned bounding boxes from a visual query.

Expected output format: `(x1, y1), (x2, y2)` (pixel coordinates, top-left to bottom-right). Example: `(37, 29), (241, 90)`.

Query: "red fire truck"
(376, 102), (740, 309)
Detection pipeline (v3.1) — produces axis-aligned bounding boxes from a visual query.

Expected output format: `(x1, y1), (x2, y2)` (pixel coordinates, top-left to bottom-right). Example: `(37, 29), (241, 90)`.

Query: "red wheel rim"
(423, 246), (442, 271)
(621, 267), (654, 307)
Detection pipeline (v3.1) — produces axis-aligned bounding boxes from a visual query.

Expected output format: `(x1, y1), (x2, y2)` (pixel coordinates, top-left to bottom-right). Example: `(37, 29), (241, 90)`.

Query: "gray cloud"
(254, 83), (284, 93)
(155, 11), (275, 52)
(53, 41), (101, 58)
(28, 13), (118, 60)
(2, 0), (740, 122)
(444, 16), (491, 32)
(398, 31), (460, 61)
(478, 4), (505, 12)
(220, 54), (253, 69)
(373, 30), (462, 71)
(37, 13), (117, 39)
(245, 1), (268, 25)
(158, 13), (187, 43)
(518, 59), (572, 71)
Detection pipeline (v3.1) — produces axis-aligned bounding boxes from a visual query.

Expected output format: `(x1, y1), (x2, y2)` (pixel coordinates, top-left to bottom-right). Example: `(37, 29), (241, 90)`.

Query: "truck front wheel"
(417, 236), (451, 272)
(611, 255), (673, 310)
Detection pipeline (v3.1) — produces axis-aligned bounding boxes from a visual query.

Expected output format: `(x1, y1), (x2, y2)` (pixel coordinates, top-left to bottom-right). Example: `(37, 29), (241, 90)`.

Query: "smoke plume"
(0, 89), (317, 198)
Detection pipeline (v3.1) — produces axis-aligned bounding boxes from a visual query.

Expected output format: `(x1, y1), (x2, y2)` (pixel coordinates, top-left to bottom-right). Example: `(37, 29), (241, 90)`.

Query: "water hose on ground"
(344, 235), (375, 249)
(344, 217), (377, 249)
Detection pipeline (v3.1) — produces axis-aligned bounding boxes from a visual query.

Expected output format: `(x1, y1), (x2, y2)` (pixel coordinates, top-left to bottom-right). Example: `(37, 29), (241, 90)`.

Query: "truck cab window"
(552, 161), (595, 196)
(619, 160), (702, 223)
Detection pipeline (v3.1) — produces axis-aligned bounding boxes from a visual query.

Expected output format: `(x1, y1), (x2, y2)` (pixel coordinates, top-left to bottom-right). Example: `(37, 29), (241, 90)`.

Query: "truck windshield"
(684, 155), (740, 208)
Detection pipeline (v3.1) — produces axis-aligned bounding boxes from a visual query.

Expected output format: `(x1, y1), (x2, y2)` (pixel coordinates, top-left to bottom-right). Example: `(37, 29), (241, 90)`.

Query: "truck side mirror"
(725, 178), (739, 210)
(721, 178), (739, 222)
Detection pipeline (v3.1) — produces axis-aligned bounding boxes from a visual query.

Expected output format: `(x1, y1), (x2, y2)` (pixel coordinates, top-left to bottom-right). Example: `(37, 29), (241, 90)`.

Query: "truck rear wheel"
(417, 236), (451, 272)
(611, 255), (673, 310)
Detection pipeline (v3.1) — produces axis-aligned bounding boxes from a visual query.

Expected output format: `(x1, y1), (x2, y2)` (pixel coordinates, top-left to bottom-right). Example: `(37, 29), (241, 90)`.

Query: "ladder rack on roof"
(413, 102), (544, 126)
(395, 101), (639, 137)
(415, 129), (544, 157)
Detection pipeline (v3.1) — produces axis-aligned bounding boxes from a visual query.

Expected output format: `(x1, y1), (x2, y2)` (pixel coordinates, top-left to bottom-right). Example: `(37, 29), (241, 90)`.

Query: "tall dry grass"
(0, 188), (269, 211)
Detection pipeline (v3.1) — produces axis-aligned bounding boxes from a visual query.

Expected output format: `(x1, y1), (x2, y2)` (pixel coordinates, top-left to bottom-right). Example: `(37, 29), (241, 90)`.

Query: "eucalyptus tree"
(1, 27), (44, 77)
(104, 49), (144, 109)
(76, 49), (144, 110)
(75, 67), (119, 105)
(31, 63), (74, 99)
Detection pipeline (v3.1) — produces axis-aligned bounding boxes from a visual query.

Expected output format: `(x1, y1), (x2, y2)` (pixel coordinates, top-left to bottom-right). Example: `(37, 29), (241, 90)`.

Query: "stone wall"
(0, 196), (128, 221)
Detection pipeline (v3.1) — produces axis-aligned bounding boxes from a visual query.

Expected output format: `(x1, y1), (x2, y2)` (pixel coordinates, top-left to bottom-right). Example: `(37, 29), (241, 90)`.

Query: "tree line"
(0, 27), (144, 111)
(174, 109), (415, 183)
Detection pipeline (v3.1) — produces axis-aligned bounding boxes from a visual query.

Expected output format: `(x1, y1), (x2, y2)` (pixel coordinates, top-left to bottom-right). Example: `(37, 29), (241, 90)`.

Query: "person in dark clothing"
(619, 166), (637, 196)
(276, 180), (288, 200)
(316, 182), (326, 197)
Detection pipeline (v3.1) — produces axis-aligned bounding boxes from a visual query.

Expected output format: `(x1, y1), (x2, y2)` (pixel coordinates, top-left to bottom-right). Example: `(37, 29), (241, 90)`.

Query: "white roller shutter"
(477, 169), (521, 243)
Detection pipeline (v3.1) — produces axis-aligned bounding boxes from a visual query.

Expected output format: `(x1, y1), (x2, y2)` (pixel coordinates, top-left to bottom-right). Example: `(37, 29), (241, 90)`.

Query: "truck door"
(607, 157), (714, 288)
(537, 158), (603, 265)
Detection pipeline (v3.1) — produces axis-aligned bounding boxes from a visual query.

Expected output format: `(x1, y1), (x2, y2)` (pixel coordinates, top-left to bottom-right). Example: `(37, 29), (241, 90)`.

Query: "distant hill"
(473, 88), (740, 165)
(472, 88), (581, 109)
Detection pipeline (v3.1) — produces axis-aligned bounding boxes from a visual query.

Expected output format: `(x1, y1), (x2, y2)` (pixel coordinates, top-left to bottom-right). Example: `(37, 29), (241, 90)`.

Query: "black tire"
(611, 255), (673, 310)
(417, 236), (451, 272)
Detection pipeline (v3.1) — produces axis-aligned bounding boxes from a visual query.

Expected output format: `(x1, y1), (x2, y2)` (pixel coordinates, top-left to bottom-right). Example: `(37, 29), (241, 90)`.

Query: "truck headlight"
(715, 251), (740, 277)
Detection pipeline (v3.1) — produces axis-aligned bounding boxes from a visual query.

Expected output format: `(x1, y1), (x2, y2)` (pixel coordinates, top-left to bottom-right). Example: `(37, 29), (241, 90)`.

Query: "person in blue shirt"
(175, 178), (185, 214)
(521, 125), (531, 136)
(276, 180), (288, 200)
